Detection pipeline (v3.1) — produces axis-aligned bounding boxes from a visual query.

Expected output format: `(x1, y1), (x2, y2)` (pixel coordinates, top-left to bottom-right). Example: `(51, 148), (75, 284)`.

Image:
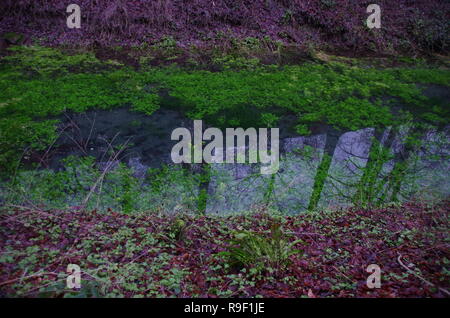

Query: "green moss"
(0, 48), (160, 176)
(143, 62), (448, 130)
(390, 68), (450, 86)
(0, 45), (449, 178)
(2, 46), (103, 76)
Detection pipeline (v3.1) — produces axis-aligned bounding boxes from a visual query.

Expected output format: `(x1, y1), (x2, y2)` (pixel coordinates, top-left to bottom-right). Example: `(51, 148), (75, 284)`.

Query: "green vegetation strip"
(0, 46), (449, 176)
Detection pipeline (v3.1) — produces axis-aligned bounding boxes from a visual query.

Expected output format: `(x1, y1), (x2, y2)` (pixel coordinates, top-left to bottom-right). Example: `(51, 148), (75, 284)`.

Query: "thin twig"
(397, 254), (450, 296)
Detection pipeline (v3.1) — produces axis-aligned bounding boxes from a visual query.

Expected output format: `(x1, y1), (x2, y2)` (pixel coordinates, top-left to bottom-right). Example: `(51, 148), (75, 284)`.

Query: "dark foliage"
(0, 0), (449, 54)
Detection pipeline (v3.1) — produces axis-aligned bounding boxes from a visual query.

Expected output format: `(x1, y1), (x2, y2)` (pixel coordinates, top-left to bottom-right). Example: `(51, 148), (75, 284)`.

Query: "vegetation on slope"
(1, 1), (448, 54)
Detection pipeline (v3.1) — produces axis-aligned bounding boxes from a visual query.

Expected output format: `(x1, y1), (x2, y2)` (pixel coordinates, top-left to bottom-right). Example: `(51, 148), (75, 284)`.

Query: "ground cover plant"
(0, 201), (448, 297)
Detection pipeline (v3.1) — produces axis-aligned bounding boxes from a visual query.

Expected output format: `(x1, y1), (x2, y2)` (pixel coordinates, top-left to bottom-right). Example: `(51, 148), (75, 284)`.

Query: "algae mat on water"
(0, 46), (449, 176)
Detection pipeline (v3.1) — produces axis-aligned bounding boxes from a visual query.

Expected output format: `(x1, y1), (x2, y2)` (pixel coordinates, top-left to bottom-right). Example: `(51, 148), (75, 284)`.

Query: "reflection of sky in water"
(51, 107), (189, 169)
(206, 125), (450, 215)
(39, 107), (450, 214)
